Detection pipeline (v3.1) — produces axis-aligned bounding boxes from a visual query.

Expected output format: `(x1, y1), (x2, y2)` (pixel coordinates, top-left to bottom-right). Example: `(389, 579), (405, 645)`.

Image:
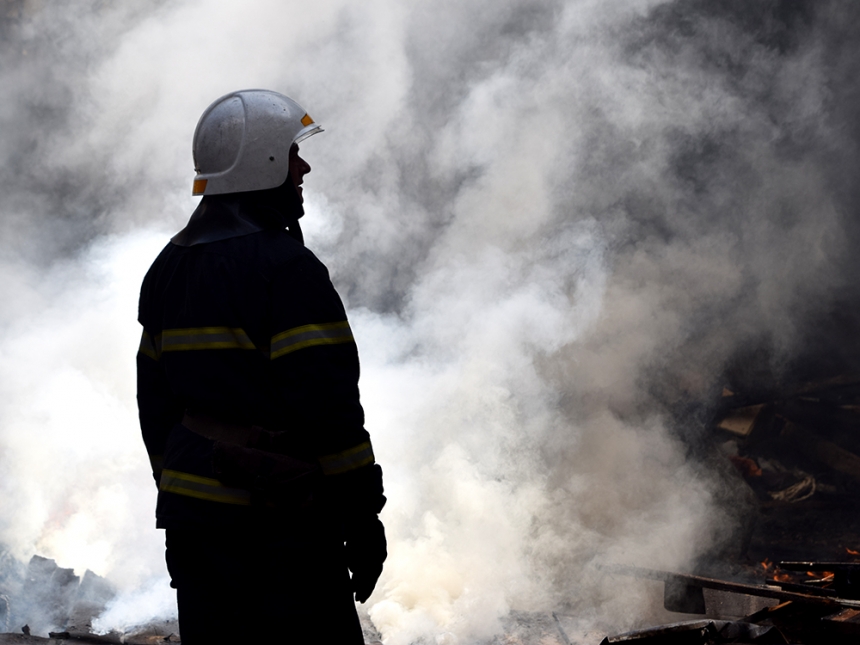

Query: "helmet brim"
(294, 124), (324, 145)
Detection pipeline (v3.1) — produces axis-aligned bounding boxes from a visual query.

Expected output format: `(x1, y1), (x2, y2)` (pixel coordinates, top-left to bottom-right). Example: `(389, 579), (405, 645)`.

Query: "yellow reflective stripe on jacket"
(319, 441), (375, 475)
(270, 321), (354, 360)
(161, 327), (256, 352)
(138, 330), (160, 361)
(159, 469), (251, 505)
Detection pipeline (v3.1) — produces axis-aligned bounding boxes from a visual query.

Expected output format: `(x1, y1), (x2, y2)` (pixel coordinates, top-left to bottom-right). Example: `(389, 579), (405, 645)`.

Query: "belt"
(181, 412), (265, 448)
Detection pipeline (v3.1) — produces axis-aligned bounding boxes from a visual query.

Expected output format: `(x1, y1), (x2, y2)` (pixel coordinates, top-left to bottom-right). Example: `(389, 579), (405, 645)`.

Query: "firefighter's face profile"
(289, 143), (311, 203)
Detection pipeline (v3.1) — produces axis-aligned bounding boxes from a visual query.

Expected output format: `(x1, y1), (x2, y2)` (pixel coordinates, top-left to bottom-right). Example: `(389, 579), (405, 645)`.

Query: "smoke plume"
(1, 0), (859, 641)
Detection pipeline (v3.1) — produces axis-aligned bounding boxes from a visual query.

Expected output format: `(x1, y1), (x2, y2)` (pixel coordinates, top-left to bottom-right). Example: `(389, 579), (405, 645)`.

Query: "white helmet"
(191, 89), (323, 196)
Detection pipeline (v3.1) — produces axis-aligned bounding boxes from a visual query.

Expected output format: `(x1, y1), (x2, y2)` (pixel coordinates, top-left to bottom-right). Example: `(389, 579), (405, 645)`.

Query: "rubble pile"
(0, 550), (113, 639)
(0, 550), (178, 644)
(717, 375), (860, 507)
(598, 564), (860, 643)
(589, 375), (860, 644)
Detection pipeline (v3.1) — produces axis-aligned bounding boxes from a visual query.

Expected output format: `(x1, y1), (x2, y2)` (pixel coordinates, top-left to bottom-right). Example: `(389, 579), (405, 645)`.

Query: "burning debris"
(599, 563), (860, 644)
(716, 375), (860, 505)
(588, 375), (860, 644)
(713, 374), (860, 566)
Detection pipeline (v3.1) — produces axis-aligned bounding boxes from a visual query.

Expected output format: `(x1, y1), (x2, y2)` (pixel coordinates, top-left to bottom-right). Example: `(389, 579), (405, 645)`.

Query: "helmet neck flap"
(171, 178), (304, 247)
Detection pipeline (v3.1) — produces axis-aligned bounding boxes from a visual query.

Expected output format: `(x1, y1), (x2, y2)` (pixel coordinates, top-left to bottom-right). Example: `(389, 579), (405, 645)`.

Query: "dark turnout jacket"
(137, 198), (380, 529)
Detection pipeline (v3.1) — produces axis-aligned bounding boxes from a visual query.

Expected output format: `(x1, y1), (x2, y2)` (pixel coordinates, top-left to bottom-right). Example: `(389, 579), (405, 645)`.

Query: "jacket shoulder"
(204, 229), (327, 275)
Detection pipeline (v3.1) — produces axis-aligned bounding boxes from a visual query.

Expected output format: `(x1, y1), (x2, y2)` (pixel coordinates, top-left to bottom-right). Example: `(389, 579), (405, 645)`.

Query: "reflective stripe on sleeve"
(318, 441), (375, 475)
(138, 330), (160, 361)
(161, 327), (257, 352)
(159, 469), (252, 505)
(270, 321), (354, 360)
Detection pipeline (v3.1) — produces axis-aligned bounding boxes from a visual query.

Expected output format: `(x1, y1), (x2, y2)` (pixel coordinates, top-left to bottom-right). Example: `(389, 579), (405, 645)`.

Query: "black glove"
(345, 515), (387, 603)
(340, 463), (386, 515)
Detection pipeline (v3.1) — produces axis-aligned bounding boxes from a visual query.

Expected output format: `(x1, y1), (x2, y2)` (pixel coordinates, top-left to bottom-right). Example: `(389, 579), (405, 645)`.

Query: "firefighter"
(136, 89), (386, 644)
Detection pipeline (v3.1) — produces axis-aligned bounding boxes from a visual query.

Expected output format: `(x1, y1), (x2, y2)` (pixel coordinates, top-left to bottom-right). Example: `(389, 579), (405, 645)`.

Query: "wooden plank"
(604, 564), (860, 609)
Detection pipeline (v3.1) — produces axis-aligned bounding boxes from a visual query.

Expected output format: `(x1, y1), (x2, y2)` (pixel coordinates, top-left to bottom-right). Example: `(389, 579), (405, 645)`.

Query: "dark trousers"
(165, 527), (363, 644)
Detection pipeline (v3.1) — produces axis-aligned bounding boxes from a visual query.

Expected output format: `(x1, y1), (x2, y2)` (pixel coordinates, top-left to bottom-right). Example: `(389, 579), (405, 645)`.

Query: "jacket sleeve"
(268, 253), (370, 460)
(268, 253), (384, 515)
(137, 319), (183, 487)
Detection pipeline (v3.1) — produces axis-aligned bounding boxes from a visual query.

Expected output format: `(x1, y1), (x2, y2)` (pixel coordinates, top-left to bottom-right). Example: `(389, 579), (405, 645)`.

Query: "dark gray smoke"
(1, 0), (859, 641)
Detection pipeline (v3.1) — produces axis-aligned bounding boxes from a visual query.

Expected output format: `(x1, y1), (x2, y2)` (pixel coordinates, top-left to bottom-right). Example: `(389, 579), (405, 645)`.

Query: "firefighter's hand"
(346, 516), (387, 603)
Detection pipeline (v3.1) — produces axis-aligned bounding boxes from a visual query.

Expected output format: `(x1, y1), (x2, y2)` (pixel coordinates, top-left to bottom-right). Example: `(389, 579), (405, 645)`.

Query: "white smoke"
(0, 229), (174, 619)
(1, 0), (858, 642)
